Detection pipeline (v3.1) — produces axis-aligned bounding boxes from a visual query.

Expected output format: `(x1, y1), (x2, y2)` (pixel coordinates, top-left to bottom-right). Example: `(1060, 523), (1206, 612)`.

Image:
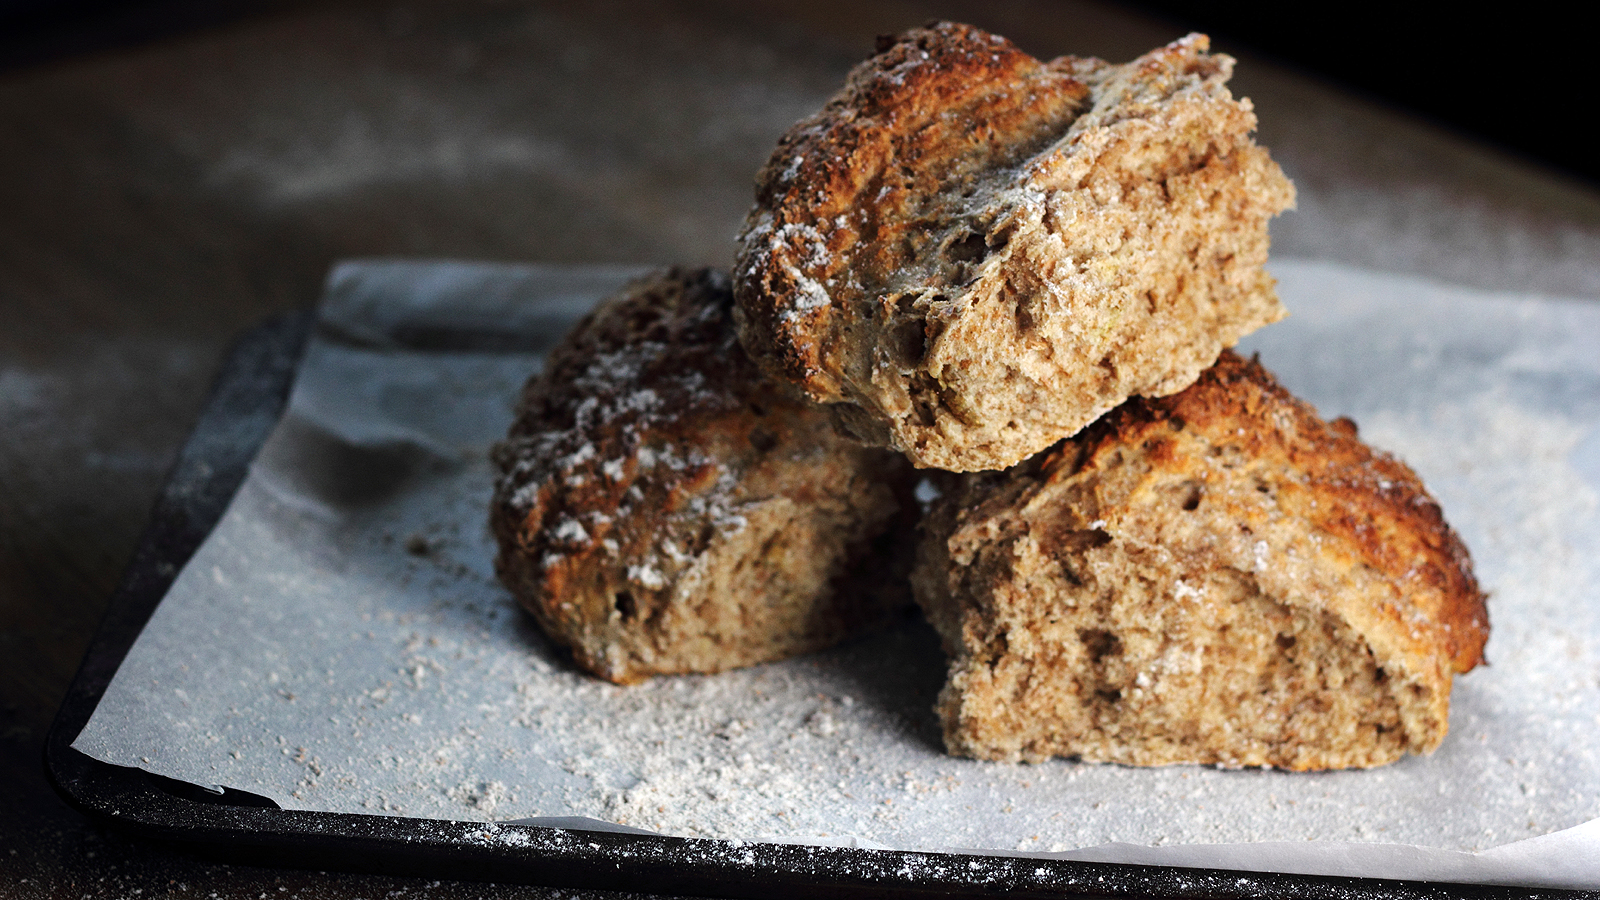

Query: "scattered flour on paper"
(71, 262), (1600, 869)
(252, 384), (1598, 854)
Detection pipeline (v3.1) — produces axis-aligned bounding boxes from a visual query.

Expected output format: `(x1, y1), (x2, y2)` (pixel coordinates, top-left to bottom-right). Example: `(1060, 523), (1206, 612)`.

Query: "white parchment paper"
(75, 259), (1600, 888)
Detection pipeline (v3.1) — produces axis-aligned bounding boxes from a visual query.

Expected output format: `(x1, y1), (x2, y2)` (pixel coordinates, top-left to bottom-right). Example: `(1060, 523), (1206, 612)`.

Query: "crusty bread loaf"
(490, 268), (916, 684)
(913, 351), (1488, 769)
(735, 24), (1294, 472)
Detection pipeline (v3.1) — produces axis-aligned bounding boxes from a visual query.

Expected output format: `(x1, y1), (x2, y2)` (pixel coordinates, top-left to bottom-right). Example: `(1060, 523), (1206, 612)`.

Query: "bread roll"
(735, 24), (1294, 472)
(914, 352), (1488, 769)
(491, 268), (915, 684)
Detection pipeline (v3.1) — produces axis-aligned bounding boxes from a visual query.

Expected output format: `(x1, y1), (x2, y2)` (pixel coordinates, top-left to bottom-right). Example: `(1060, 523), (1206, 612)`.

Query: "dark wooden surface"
(4, 2), (1599, 896)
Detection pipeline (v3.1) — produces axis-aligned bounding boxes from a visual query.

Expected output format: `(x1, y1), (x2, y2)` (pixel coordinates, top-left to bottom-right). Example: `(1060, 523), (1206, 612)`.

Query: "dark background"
(1133, 1), (1596, 187)
(5, 0), (1597, 186)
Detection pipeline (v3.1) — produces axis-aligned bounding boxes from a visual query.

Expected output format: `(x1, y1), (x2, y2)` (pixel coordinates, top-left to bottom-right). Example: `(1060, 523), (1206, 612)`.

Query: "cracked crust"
(913, 352), (1489, 768)
(734, 24), (1295, 471)
(490, 268), (917, 684)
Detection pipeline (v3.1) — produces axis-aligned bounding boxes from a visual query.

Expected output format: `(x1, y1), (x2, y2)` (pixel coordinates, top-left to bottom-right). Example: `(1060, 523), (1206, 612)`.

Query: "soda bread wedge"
(913, 352), (1488, 769)
(735, 24), (1294, 472)
(491, 268), (916, 684)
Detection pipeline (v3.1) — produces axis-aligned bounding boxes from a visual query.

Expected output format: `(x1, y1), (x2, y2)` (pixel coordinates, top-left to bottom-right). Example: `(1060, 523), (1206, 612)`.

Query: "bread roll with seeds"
(735, 24), (1295, 472)
(913, 352), (1488, 769)
(491, 268), (916, 684)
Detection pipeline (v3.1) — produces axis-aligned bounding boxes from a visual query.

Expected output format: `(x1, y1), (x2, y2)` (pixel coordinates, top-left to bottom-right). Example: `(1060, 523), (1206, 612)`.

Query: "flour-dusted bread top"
(735, 24), (1294, 472)
(913, 352), (1488, 768)
(490, 268), (915, 684)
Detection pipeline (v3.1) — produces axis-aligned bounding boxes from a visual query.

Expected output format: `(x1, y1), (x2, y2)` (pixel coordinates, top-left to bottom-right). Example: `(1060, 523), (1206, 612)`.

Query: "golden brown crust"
(735, 24), (1295, 471)
(1094, 352), (1488, 674)
(490, 268), (916, 683)
(738, 22), (1093, 396)
(1082, 352), (1490, 674)
(914, 351), (1488, 768)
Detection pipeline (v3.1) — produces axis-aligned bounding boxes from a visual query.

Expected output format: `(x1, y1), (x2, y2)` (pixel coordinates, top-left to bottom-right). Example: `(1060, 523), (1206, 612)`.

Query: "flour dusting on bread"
(735, 24), (1294, 471)
(491, 268), (915, 683)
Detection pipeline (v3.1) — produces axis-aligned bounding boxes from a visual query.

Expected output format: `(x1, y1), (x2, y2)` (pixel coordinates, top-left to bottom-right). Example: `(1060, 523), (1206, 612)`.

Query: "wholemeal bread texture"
(490, 268), (916, 684)
(735, 23), (1295, 472)
(913, 351), (1489, 769)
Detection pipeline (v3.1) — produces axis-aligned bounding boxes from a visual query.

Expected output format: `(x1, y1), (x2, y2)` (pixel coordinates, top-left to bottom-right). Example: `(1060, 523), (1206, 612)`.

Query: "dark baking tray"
(44, 312), (1589, 900)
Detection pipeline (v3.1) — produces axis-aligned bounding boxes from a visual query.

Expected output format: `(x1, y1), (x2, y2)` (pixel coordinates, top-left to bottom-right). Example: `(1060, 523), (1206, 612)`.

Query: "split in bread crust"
(913, 352), (1489, 769)
(735, 24), (1295, 472)
(490, 268), (916, 684)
